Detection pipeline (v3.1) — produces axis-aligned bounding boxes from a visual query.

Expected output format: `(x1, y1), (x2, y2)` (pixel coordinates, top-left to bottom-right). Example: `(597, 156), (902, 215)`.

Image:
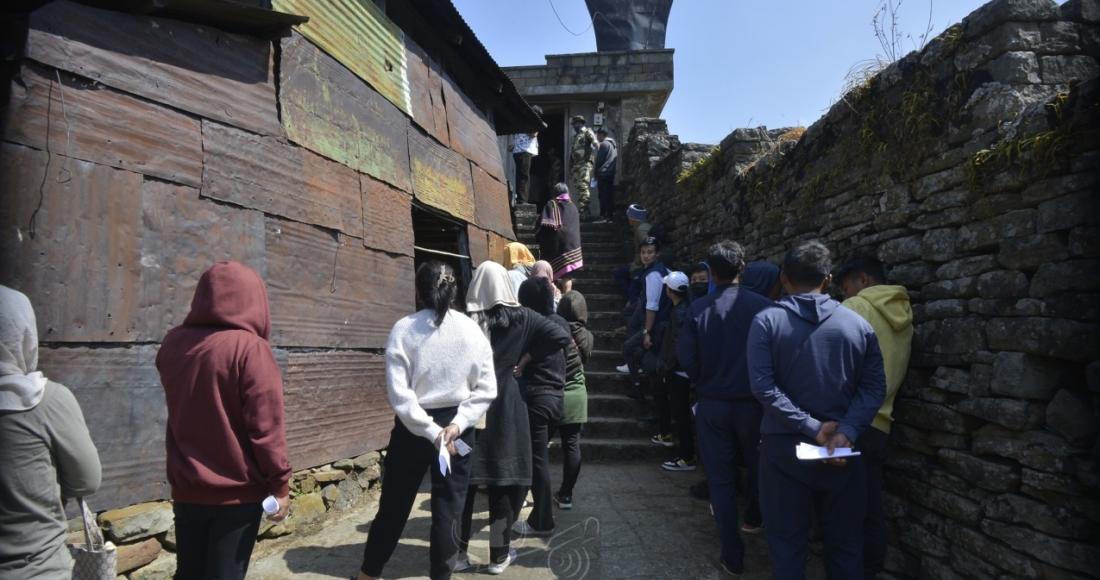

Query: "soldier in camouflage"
(569, 115), (597, 219)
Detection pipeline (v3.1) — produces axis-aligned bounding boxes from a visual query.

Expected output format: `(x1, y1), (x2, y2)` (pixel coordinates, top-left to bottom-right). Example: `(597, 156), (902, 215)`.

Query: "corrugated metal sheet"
(138, 180), (266, 341)
(201, 121), (362, 236)
(272, 0), (411, 116)
(361, 174), (414, 256)
(471, 162), (515, 239)
(280, 32), (412, 192)
(38, 345), (167, 511)
(0, 142), (144, 342)
(487, 231), (512, 266)
(408, 128), (475, 223)
(467, 224), (490, 266)
(27, 1), (283, 137)
(4, 64), (202, 186)
(405, 36), (449, 147)
(281, 350), (393, 469)
(441, 71), (506, 182)
(265, 217), (414, 348)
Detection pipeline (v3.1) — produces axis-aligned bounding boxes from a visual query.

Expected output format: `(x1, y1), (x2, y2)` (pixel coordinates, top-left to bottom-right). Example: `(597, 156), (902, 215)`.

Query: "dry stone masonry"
(620, 0), (1099, 576)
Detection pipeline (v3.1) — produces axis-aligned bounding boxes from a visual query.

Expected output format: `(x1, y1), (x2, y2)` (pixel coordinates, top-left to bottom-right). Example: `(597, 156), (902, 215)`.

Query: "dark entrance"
(412, 203), (472, 311)
(529, 109), (566, 206)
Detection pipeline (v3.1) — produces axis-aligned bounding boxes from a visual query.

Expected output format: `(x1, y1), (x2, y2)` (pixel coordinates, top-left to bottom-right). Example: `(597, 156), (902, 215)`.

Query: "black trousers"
(526, 393), (563, 531)
(859, 427), (889, 577)
(460, 484), (525, 563)
(556, 422), (583, 497)
(657, 373), (695, 460)
(360, 408), (473, 580)
(513, 152), (533, 204)
(596, 175), (615, 218)
(173, 502), (263, 580)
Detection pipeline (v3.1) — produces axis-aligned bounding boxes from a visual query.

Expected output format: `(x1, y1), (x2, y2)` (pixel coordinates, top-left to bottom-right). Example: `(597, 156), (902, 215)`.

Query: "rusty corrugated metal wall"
(0, 0), (516, 511)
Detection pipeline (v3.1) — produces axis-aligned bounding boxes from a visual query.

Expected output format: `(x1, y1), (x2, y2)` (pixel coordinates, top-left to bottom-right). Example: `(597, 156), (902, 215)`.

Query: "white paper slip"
(796, 442), (861, 461)
(438, 441), (452, 476)
(453, 438), (473, 457)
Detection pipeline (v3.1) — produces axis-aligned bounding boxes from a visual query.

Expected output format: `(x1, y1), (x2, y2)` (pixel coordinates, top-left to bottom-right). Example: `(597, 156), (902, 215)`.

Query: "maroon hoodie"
(157, 261), (291, 504)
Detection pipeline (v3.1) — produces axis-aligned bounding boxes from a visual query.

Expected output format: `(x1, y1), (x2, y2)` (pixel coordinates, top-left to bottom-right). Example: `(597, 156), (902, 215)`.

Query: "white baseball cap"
(663, 271), (689, 293)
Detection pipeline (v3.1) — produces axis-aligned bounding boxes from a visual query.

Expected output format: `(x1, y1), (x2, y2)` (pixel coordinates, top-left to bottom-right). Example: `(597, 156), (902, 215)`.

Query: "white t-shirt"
(645, 270), (664, 312)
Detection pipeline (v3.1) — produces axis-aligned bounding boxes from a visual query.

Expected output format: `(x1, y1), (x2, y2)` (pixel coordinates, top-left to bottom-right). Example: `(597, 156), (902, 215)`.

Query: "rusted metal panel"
(280, 33), (412, 192)
(38, 345), (168, 511)
(273, 0), (411, 116)
(405, 37), (449, 147)
(265, 217), (414, 348)
(139, 179), (266, 341)
(0, 143), (144, 342)
(361, 173), (414, 256)
(467, 224), (490, 266)
(280, 350), (393, 469)
(201, 121), (362, 236)
(408, 128), (475, 223)
(441, 72), (506, 182)
(4, 64), (202, 187)
(27, 1), (282, 136)
(487, 231), (512, 266)
(471, 162), (516, 239)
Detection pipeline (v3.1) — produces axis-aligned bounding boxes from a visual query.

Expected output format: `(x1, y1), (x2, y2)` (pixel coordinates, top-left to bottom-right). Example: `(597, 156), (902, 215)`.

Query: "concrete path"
(249, 463), (826, 580)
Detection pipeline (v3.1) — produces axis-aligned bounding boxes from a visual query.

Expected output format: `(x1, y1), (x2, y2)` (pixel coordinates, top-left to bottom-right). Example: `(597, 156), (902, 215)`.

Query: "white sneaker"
(453, 553), (473, 572)
(512, 519), (553, 536)
(616, 363), (630, 373)
(486, 549), (517, 575)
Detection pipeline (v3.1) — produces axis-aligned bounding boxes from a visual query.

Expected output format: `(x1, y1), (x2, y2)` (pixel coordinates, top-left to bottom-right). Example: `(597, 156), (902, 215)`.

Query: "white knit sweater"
(385, 309), (497, 442)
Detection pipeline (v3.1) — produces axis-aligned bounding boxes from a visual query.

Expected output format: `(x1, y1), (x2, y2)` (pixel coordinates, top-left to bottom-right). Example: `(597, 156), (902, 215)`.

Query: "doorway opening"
(411, 203), (472, 311)
(529, 108), (566, 205)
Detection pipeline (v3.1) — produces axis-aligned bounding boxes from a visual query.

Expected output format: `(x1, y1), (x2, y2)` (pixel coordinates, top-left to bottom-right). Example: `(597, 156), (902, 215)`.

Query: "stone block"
(297, 474), (318, 494)
(997, 234), (1069, 270)
(894, 400), (975, 434)
(928, 432), (970, 449)
(332, 476), (362, 511)
(891, 476), (982, 523)
(972, 424), (1071, 472)
(956, 22), (1042, 69)
(332, 459), (355, 472)
(116, 538), (162, 574)
(878, 234), (923, 264)
(966, 298), (1044, 317)
(888, 262), (937, 286)
(921, 228), (958, 262)
(1046, 388), (1098, 444)
(935, 256), (999, 280)
(129, 552), (175, 580)
(99, 502), (173, 543)
(930, 366), (972, 394)
(924, 299), (967, 319)
(955, 397), (1045, 430)
(945, 525), (1041, 578)
(985, 493), (1094, 540)
(991, 351), (1064, 399)
(290, 492), (326, 526)
(985, 51), (1042, 82)
(980, 519), (1100, 574)
(922, 277), (980, 300)
(1062, 0), (1100, 21)
(1021, 467), (1089, 496)
(977, 270), (1030, 298)
(912, 166), (966, 200)
(986, 317), (1100, 361)
(915, 318), (986, 354)
(353, 451), (382, 469)
(911, 207), (971, 231)
(1030, 259), (1100, 297)
(897, 522), (950, 557)
(958, 210), (1038, 252)
(160, 527), (175, 551)
(311, 468), (347, 483)
(1038, 191), (1100, 233)
(1021, 171), (1099, 204)
(938, 448), (1021, 492)
(963, 0), (1059, 39)
(320, 484), (342, 508)
(1040, 54), (1100, 83)
(1069, 225), (1100, 256)
(259, 520), (292, 539)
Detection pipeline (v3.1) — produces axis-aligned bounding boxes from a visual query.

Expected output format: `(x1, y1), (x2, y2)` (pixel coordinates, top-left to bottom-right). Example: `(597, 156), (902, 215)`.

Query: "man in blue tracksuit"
(747, 241), (886, 580)
(677, 240), (772, 575)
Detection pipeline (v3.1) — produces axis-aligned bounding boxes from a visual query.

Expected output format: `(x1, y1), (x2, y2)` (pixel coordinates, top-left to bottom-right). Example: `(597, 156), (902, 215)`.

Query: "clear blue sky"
(453, 0), (991, 144)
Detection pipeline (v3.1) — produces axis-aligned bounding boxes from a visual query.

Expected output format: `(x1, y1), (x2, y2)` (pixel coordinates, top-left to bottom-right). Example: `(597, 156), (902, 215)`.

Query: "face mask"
(690, 283), (709, 299)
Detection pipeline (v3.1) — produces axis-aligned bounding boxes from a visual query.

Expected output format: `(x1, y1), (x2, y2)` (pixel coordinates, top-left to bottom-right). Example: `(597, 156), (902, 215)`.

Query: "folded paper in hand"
(795, 442), (861, 461)
(438, 441), (452, 476)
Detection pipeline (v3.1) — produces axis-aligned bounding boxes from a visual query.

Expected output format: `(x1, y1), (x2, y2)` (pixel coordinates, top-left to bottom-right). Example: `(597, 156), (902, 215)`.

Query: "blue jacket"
(677, 284), (773, 401)
(747, 293), (886, 444)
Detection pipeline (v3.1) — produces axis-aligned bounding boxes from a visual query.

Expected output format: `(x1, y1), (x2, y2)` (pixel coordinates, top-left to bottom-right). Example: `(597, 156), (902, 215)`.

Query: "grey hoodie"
(746, 293), (886, 444)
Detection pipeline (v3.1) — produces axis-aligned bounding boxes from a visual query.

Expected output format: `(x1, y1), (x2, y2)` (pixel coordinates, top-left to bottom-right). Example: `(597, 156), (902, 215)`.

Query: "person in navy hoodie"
(747, 240), (886, 580)
(677, 240), (773, 576)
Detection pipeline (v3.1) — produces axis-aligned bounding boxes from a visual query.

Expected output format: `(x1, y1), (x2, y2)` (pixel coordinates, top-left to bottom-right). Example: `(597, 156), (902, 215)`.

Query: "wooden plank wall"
(0, 0), (514, 510)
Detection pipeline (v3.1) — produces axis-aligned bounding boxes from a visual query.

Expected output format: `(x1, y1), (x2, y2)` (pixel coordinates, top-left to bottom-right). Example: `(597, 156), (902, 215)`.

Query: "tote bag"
(68, 497), (117, 580)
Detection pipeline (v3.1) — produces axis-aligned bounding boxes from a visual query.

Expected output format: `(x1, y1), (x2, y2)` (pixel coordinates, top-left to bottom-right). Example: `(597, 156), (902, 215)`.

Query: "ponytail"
(415, 261), (457, 326)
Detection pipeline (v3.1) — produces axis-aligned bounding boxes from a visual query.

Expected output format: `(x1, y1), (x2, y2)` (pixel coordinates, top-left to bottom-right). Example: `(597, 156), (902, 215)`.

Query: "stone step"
(585, 371), (641, 397)
(581, 416), (651, 438)
(587, 349), (627, 373)
(586, 311), (627, 332)
(575, 292), (623, 312)
(569, 278), (621, 296)
(550, 437), (670, 463)
(585, 392), (644, 418)
(592, 327), (626, 351)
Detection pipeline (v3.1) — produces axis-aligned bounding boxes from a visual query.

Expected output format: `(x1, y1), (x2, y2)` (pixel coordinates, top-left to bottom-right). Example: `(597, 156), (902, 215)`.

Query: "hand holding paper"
(796, 442), (861, 461)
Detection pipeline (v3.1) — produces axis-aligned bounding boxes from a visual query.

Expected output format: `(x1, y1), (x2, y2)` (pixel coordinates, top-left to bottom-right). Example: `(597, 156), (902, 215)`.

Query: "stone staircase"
(512, 204), (667, 463)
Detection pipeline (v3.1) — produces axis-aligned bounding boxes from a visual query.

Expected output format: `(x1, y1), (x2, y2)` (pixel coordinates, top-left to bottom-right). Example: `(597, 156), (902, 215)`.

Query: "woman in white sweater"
(356, 261), (497, 580)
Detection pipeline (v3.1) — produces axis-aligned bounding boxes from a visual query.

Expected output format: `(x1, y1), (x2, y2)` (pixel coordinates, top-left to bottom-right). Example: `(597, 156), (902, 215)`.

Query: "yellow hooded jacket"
(842, 285), (913, 433)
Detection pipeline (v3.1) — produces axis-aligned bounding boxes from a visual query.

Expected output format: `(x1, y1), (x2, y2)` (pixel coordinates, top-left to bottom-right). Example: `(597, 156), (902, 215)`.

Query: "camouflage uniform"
(570, 125), (597, 215)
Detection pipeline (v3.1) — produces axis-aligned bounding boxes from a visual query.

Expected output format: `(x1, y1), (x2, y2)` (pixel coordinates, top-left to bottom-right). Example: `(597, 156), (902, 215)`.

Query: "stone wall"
(621, 0), (1099, 577)
(505, 49), (675, 99)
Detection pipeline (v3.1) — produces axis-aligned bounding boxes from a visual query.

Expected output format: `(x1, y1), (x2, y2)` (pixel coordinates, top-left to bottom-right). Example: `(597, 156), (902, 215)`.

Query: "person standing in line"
(459, 262), (570, 575)
(535, 183), (584, 281)
(747, 241), (886, 580)
(593, 128), (618, 223)
(618, 236), (669, 403)
(508, 109), (539, 206)
(613, 204), (653, 303)
(835, 256), (912, 578)
(688, 262), (711, 302)
(531, 260), (563, 310)
(676, 241), (774, 576)
(513, 277), (569, 537)
(357, 261), (497, 580)
(651, 272), (697, 472)
(569, 115), (598, 219)
(554, 290), (593, 510)
(0, 285), (102, 579)
(505, 242), (537, 295)
(156, 262), (291, 580)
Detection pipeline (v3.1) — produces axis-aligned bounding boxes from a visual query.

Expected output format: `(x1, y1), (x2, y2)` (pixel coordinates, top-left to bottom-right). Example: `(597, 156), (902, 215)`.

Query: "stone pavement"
(249, 463), (826, 580)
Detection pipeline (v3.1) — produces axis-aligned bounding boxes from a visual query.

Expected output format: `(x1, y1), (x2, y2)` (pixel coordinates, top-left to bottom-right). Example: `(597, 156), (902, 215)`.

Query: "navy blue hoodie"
(677, 284), (773, 401)
(747, 293), (886, 443)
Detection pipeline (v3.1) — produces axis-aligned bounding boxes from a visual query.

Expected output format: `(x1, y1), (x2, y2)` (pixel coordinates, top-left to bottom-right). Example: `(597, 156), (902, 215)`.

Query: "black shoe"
(689, 480), (710, 500)
(554, 493), (573, 510)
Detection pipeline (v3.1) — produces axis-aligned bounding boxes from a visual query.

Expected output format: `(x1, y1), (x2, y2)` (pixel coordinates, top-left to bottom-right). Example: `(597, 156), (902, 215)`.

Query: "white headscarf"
(0, 285), (48, 411)
(465, 261), (520, 313)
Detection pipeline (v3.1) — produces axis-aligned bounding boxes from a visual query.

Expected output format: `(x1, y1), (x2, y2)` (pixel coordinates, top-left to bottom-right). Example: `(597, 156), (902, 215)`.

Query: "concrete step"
(550, 437), (671, 463)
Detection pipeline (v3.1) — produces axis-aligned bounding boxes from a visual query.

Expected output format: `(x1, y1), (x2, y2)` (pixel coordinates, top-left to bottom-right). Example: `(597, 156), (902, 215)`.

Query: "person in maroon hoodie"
(156, 261), (291, 580)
